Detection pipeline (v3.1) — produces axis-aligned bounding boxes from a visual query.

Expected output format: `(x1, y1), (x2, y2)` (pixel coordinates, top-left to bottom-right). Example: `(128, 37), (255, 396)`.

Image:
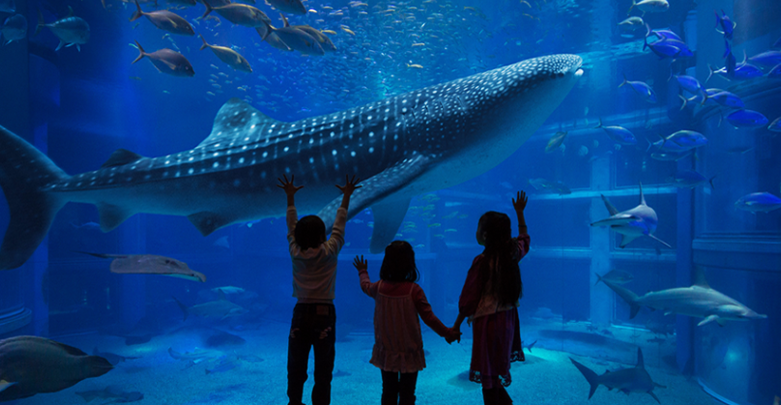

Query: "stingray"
(79, 252), (206, 282)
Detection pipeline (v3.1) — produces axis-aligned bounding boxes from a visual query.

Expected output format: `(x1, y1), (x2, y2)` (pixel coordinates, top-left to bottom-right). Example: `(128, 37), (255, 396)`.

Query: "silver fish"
(132, 41), (194, 77)
(35, 6), (89, 51)
(129, 0), (194, 36)
(1, 14), (26, 44)
(199, 35), (252, 73)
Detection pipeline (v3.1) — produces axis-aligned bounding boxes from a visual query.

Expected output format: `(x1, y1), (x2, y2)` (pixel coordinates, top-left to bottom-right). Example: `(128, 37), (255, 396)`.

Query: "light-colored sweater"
(286, 206), (348, 303)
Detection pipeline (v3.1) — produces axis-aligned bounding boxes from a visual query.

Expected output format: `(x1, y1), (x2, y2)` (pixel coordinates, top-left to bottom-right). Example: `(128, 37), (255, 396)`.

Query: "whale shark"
(590, 183), (671, 248)
(600, 269), (767, 326)
(0, 54), (583, 270)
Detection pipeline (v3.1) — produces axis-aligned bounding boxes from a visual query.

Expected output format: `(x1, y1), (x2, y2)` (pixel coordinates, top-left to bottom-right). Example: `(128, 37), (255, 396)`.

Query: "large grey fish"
(591, 183), (671, 248)
(0, 54), (582, 269)
(132, 41), (195, 77)
(0, 336), (113, 401)
(201, 2), (271, 29)
(76, 386), (143, 403)
(594, 269), (634, 285)
(1, 14), (26, 45)
(257, 28), (292, 51)
(79, 252), (207, 282)
(174, 291), (247, 320)
(129, 0), (194, 36)
(266, 16), (323, 56)
(199, 34), (252, 73)
(570, 348), (665, 403)
(35, 6), (89, 51)
(266, 0), (307, 15)
(601, 270), (767, 326)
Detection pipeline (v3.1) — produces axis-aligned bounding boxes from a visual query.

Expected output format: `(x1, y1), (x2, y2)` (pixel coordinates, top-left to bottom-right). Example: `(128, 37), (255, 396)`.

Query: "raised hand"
(353, 255), (367, 272)
(277, 174), (304, 195)
(336, 174), (362, 196)
(512, 190), (528, 213)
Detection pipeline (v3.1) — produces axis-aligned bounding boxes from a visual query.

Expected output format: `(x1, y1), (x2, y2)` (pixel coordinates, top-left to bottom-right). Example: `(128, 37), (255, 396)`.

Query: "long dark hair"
(295, 215), (326, 250)
(478, 211), (522, 305)
(380, 241), (419, 282)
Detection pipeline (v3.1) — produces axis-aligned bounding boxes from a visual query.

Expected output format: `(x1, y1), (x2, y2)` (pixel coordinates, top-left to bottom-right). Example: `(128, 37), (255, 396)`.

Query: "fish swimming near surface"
(78, 252), (207, 282)
(129, 0), (195, 36)
(35, 6), (90, 51)
(76, 386), (144, 403)
(199, 35), (252, 73)
(628, 0), (668, 16)
(1, 14), (26, 44)
(0, 336), (113, 401)
(595, 269), (634, 285)
(92, 348), (141, 366)
(591, 183), (671, 248)
(174, 290), (248, 321)
(570, 348), (665, 403)
(734, 192), (781, 213)
(132, 41), (194, 77)
(265, 0), (307, 15)
(0, 54), (582, 268)
(601, 269), (767, 326)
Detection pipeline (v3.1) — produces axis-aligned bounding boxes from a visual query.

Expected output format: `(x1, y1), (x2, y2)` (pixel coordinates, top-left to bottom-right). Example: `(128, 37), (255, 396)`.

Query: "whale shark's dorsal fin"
(639, 182), (647, 206)
(692, 266), (710, 288)
(101, 149), (145, 168)
(636, 347), (644, 368)
(197, 99), (283, 149)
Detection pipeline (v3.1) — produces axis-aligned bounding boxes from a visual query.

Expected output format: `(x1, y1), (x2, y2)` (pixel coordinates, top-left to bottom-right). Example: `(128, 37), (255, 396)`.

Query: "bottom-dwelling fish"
(78, 252), (206, 282)
(570, 348), (665, 404)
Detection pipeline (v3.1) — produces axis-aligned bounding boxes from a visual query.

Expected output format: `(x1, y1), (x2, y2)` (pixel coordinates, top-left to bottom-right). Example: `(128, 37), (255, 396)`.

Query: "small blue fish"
(748, 51), (781, 67)
(644, 25), (690, 59)
(650, 28), (681, 42)
(666, 130), (708, 149)
(707, 91), (744, 109)
(595, 119), (637, 146)
(1, 14), (26, 44)
(619, 75), (657, 103)
(726, 110), (769, 128)
(670, 170), (715, 189)
(673, 75), (703, 95)
(768, 116), (781, 133)
(35, 6), (90, 51)
(714, 10), (736, 40)
(734, 192), (781, 213)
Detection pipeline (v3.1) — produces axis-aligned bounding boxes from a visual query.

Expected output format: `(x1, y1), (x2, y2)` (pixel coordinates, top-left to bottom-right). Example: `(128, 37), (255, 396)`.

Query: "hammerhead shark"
(0, 54), (583, 270)
(570, 347), (665, 403)
(591, 183), (671, 248)
(600, 268), (767, 326)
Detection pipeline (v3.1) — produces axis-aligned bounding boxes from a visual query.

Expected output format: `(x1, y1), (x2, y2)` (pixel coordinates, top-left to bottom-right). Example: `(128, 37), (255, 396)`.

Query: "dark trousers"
(287, 303), (336, 405)
(381, 370), (418, 405)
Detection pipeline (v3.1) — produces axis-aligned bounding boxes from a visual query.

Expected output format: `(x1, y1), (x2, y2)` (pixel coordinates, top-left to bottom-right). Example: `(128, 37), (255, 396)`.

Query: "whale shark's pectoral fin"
(590, 214), (637, 227)
(619, 234), (640, 248)
(697, 314), (723, 327)
(319, 154), (431, 251)
(187, 211), (233, 236)
(97, 203), (135, 232)
(369, 198), (412, 253)
(647, 233), (672, 248)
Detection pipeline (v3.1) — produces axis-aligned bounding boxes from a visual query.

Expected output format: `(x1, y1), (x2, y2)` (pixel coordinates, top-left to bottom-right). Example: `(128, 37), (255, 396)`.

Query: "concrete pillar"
(589, 156), (611, 325)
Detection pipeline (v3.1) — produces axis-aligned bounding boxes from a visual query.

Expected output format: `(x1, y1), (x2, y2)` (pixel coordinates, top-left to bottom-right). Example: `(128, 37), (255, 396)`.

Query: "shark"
(0, 54), (583, 270)
(600, 269), (767, 326)
(590, 183), (671, 248)
(570, 347), (665, 403)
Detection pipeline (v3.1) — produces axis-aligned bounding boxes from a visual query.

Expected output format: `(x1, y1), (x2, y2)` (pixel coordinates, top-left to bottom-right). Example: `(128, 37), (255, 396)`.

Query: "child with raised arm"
(278, 174), (362, 405)
(353, 241), (461, 405)
(452, 191), (530, 405)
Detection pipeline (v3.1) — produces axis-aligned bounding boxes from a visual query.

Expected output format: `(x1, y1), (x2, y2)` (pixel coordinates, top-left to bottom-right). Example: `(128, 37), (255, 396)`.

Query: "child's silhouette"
(278, 174), (361, 405)
(354, 242), (460, 405)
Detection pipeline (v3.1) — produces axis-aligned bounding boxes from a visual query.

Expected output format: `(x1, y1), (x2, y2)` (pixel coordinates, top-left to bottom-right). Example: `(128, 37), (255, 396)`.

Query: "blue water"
(0, 0), (780, 404)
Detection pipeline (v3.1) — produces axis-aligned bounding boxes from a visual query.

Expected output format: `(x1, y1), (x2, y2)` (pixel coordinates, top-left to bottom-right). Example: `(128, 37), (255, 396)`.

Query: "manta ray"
(0, 54), (583, 270)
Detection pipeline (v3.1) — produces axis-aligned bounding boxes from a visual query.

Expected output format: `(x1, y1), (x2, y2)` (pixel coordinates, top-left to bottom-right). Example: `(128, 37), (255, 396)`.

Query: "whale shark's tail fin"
(600, 278), (642, 318)
(0, 125), (69, 270)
